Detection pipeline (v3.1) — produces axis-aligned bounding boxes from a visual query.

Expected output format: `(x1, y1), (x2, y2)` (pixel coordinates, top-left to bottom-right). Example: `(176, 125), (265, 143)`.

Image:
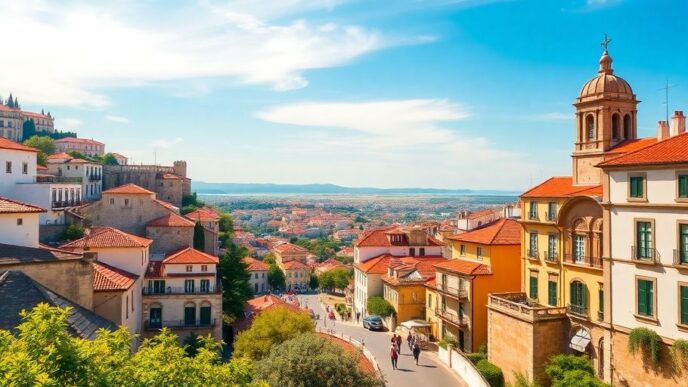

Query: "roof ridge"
(598, 132), (688, 167)
(520, 176), (560, 197)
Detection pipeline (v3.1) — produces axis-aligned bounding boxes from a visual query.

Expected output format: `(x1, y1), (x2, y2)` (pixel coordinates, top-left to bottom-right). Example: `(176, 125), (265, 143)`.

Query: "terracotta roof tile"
(244, 256), (269, 271)
(273, 242), (308, 254)
(280, 259), (308, 270)
(447, 218), (520, 245)
(598, 132), (688, 167)
(47, 152), (72, 160)
(0, 137), (38, 152)
(466, 209), (497, 220)
(55, 137), (104, 146)
(246, 294), (300, 314)
(521, 176), (602, 198)
(60, 227), (153, 249)
(0, 196), (45, 214)
(144, 261), (164, 278)
(605, 137), (657, 155)
(163, 247), (218, 264)
(355, 254), (445, 275)
(434, 259), (492, 276)
(92, 262), (137, 291)
(102, 184), (154, 195)
(184, 207), (220, 222)
(355, 226), (443, 247)
(146, 213), (195, 227)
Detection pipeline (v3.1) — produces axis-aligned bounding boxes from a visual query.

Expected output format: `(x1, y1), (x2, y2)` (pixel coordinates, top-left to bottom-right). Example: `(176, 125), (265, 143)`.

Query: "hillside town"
(1, 3), (688, 384)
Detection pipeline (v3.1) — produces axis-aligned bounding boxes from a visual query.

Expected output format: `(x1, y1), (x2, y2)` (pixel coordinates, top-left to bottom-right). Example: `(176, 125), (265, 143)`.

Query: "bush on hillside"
(476, 359), (504, 387)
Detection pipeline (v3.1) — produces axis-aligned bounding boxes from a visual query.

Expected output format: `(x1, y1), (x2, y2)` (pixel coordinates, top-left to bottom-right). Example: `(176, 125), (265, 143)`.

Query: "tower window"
(586, 115), (595, 141)
(612, 114), (620, 140)
(623, 114), (632, 139)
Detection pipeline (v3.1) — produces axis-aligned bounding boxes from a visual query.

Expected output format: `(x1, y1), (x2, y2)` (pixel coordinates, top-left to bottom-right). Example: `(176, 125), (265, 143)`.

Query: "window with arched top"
(586, 115), (595, 141)
(623, 114), (632, 139)
(611, 114), (620, 140)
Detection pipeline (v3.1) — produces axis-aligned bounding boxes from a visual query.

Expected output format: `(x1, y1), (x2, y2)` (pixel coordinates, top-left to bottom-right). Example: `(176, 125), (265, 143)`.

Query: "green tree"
(366, 296), (395, 318)
(22, 119), (36, 141)
(267, 264), (286, 291)
(263, 253), (276, 265)
(545, 354), (608, 387)
(23, 135), (55, 166)
(101, 153), (119, 165)
(0, 304), (254, 386)
(183, 331), (201, 357)
(218, 244), (253, 319)
(193, 221), (205, 251)
(318, 271), (335, 292)
(61, 224), (85, 241)
(309, 273), (319, 290)
(331, 268), (350, 291)
(255, 333), (383, 387)
(219, 213), (234, 233)
(233, 307), (314, 361)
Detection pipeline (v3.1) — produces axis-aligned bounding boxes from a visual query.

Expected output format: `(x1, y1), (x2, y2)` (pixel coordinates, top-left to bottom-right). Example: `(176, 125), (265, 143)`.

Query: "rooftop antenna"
(154, 150), (157, 165)
(659, 79), (677, 123)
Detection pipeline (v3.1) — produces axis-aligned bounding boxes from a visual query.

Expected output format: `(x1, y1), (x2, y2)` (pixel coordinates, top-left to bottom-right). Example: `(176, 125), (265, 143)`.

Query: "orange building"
(434, 219), (521, 351)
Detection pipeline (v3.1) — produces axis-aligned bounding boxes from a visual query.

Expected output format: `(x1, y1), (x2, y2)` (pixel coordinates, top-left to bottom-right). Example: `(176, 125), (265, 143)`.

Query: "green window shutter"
(200, 306), (211, 325)
(530, 276), (538, 299)
(599, 288), (604, 313)
(679, 175), (688, 198)
(638, 280), (649, 316)
(681, 225), (688, 263)
(581, 283), (587, 308)
(681, 286), (688, 325)
(548, 281), (557, 306)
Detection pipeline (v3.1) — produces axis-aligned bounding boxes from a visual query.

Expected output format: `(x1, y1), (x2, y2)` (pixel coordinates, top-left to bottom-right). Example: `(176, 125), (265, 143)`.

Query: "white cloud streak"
(0, 0), (396, 107)
(151, 137), (183, 149)
(105, 115), (129, 124)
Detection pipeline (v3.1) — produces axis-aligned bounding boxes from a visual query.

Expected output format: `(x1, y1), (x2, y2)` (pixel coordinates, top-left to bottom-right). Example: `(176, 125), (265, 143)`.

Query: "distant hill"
(192, 182), (520, 196)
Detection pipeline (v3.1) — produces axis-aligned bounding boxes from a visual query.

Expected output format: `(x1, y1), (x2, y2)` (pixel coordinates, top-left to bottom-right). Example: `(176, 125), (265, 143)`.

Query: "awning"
(569, 329), (591, 352)
(400, 320), (432, 330)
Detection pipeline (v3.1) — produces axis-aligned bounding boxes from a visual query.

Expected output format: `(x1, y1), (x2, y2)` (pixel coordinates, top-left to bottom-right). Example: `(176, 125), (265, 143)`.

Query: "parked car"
(362, 315), (383, 331)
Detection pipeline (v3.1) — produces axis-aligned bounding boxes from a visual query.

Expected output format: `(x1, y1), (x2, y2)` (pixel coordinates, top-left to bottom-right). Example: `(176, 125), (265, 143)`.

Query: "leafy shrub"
(465, 352), (486, 364)
(671, 338), (688, 372)
(61, 224), (84, 241)
(476, 359), (504, 387)
(366, 296), (395, 318)
(512, 371), (539, 387)
(545, 354), (608, 387)
(628, 327), (661, 367)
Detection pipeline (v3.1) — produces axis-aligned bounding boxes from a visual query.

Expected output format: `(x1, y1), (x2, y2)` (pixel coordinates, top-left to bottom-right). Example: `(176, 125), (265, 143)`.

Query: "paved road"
(298, 294), (467, 387)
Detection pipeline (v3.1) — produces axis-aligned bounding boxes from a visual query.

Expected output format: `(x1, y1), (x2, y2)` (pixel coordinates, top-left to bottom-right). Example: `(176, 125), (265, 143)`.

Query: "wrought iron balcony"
(88, 174), (102, 181)
(435, 283), (468, 299)
(527, 212), (539, 221)
(144, 319), (216, 331)
(51, 200), (82, 209)
(545, 212), (557, 222)
(526, 249), (539, 259)
(567, 304), (588, 318)
(563, 254), (602, 269)
(631, 246), (659, 264)
(143, 286), (219, 295)
(673, 249), (688, 266)
(36, 175), (82, 183)
(543, 250), (559, 263)
(434, 308), (468, 327)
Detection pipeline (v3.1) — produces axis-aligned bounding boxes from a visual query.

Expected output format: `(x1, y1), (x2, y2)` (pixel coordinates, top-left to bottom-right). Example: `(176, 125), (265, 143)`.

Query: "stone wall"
(82, 195), (172, 236)
(93, 290), (124, 325)
(38, 224), (68, 243)
(146, 226), (193, 254)
(103, 163), (190, 208)
(611, 330), (687, 386)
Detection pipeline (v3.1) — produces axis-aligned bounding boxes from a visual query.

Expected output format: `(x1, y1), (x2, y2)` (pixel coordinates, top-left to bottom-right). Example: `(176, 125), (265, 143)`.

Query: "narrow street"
(298, 294), (467, 387)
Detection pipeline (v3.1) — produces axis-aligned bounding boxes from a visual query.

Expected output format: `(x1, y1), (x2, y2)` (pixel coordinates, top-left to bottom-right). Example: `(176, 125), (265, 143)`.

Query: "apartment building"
(244, 256), (269, 294)
(46, 153), (103, 201)
(55, 137), (105, 157)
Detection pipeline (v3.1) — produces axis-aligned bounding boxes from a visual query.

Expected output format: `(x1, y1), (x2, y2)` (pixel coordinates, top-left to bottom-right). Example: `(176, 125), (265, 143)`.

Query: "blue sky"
(3, 0), (687, 190)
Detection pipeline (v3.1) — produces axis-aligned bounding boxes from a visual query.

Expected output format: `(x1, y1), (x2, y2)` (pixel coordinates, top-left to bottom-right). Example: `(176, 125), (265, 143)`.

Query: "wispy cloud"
(105, 115), (129, 124)
(151, 137), (183, 149)
(0, 0), (415, 107)
(56, 117), (82, 130)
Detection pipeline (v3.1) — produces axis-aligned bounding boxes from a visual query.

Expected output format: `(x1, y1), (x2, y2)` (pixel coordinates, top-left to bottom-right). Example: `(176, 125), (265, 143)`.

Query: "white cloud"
(151, 137), (183, 149)
(105, 115), (129, 124)
(0, 0), (400, 107)
(56, 117), (82, 130)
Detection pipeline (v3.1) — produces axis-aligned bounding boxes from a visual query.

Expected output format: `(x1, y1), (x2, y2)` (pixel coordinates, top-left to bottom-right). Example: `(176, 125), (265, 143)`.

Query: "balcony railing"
(526, 249), (539, 259)
(527, 212), (538, 221)
(435, 283), (468, 299)
(567, 304), (588, 318)
(673, 249), (688, 266)
(144, 319), (216, 331)
(51, 200), (83, 209)
(563, 254), (602, 269)
(88, 174), (102, 181)
(545, 212), (557, 222)
(36, 175), (82, 183)
(143, 286), (219, 295)
(631, 246), (659, 264)
(488, 293), (568, 322)
(435, 308), (467, 327)
(543, 250), (559, 263)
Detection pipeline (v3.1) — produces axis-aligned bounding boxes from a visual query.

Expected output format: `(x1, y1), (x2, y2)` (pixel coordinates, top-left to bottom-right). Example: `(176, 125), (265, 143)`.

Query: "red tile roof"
(433, 259), (492, 276)
(605, 137), (657, 156)
(447, 218), (520, 245)
(60, 227), (153, 249)
(521, 177), (602, 198)
(0, 136), (38, 153)
(145, 261), (164, 278)
(0, 196), (46, 214)
(92, 262), (137, 291)
(355, 254), (445, 275)
(163, 247), (218, 264)
(184, 207), (220, 222)
(146, 213), (195, 227)
(55, 137), (104, 146)
(47, 152), (72, 160)
(598, 132), (688, 167)
(280, 259), (308, 270)
(245, 294), (301, 314)
(102, 183), (154, 195)
(382, 256), (447, 285)
(21, 111), (51, 119)
(244, 256), (269, 271)
(466, 209), (497, 220)
(273, 242), (308, 254)
(154, 199), (178, 211)
(355, 226), (444, 247)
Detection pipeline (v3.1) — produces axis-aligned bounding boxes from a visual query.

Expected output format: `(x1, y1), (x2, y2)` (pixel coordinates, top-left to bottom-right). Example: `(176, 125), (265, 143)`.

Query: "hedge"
(465, 352), (487, 365)
(476, 359), (504, 387)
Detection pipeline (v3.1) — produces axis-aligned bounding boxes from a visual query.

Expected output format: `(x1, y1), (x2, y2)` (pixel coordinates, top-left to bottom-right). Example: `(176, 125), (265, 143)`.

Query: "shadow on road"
(395, 368), (415, 372)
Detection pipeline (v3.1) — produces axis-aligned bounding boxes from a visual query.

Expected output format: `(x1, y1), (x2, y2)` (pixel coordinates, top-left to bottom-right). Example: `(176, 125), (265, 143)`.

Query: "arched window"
(570, 281), (587, 316)
(184, 302), (196, 326)
(623, 114), (632, 139)
(611, 114), (620, 140)
(200, 301), (212, 326)
(586, 115), (595, 141)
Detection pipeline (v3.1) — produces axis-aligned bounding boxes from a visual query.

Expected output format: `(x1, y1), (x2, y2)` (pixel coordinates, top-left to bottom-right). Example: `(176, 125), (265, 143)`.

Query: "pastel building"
(55, 137), (105, 157)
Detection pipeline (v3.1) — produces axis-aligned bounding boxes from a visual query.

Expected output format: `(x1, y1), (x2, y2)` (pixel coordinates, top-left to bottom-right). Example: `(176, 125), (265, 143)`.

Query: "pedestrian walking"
(390, 343), (399, 370)
(407, 332), (413, 350)
(412, 342), (421, 365)
(395, 334), (402, 355)
(356, 311), (361, 324)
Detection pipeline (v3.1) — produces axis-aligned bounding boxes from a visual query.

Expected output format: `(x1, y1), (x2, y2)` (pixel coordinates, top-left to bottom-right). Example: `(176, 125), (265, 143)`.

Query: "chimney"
(657, 120), (670, 141)
(671, 111), (686, 137)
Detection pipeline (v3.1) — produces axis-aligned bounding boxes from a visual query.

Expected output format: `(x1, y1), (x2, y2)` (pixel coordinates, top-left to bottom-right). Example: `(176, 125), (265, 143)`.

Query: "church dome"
(578, 51), (634, 101)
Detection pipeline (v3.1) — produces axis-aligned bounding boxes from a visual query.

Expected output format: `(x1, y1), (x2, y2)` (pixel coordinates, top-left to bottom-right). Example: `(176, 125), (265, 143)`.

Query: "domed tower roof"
(577, 49), (635, 103)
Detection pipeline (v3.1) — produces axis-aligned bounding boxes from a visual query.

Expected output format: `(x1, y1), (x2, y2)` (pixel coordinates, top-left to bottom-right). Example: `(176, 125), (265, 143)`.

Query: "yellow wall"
(425, 287), (440, 339)
(520, 198), (604, 321)
(384, 283), (427, 323)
